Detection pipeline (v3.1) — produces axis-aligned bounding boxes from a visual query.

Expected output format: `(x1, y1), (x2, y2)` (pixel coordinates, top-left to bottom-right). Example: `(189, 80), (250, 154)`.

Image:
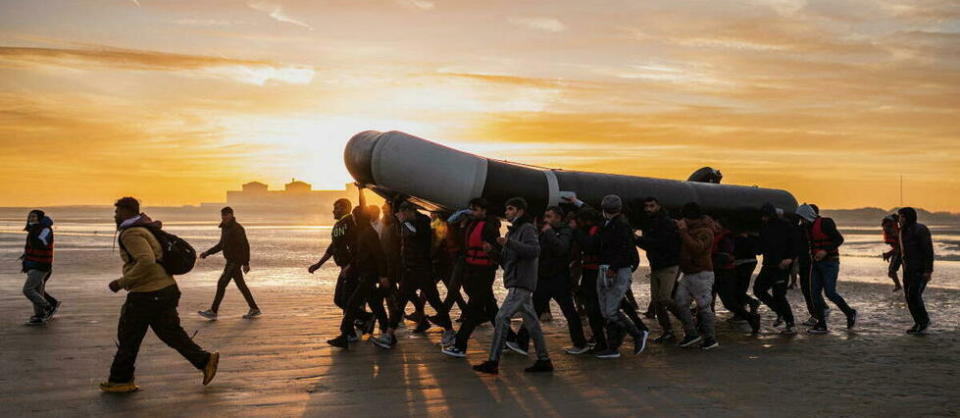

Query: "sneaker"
(441, 330), (456, 347)
(327, 334), (350, 349)
(634, 330), (649, 355)
(906, 324), (919, 334)
(892, 285), (902, 292)
(780, 325), (797, 335)
(802, 316), (818, 327)
(525, 359), (554, 373)
(25, 316), (46, 326)
(701, 338), (719, 350)
(594, 349), (621, 359)
(564, 345), (591, 355)
(198, 310), (218, 320)
(846, 310), (857, 330)
(748, 313), (761, 335)
(47, 301), (62, 319)
(807, 324), (828, 334)
(678, 335), (702, 348)
(654, 332), (676, 344)
(441, 345), (466, 358)
(347, 332), (359, 343)
(472, 360), (499, 374)
(99, 380), (139, 393)
(505, 341), (528, 356)
(915, 322), (929, 335)
(371, 333), (397, 350)
(242, 309), (262, 319)
(202, 352), (219, 385)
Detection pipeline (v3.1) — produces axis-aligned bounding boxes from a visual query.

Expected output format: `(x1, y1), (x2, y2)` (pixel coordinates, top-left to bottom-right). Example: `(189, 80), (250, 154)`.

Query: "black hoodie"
(636, 210), (681, 270)
(898, 209), (934, 274)
(205, 218), (250, 265)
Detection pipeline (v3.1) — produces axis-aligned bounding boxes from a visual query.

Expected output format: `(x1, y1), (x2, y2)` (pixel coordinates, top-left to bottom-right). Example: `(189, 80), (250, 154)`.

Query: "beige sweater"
(119, 227), (176, 293)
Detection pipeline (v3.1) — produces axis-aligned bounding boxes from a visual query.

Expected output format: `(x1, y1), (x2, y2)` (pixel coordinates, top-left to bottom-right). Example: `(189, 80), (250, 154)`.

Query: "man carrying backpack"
(100, 197), (218, 393)
(198, 207), (261, 320)
(21, 209), (61, 325)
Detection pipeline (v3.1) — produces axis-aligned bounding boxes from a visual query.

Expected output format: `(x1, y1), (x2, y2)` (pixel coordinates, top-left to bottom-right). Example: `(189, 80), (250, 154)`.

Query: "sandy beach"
(1, 217), (959, 417)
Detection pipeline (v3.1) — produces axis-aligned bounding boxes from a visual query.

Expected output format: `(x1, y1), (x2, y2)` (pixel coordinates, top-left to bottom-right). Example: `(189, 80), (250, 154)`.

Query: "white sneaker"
(441, 345), (466, 358)
(198, 310), (218, 320)
(564, 345), (591, 355)
(505, 341), (529, 356)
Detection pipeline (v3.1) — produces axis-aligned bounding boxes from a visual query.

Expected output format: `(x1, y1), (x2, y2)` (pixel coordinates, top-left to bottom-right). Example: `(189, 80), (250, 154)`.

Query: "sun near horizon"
(1, 1), (958, 211)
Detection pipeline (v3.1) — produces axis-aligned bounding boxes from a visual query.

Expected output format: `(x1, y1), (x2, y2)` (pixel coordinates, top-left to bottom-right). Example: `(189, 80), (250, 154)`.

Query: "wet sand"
(1, 268), (959, 417)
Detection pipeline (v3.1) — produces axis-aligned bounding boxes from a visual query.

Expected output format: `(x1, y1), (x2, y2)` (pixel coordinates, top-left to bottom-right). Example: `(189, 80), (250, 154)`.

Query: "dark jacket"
(205, 219), (250, 265)
(900, 222), (934, 274)
(23, 216), (55, 272)
(712, 229), (735, 271)
(572, 224), (601, 272)
(400, 212), (433, 271)
(733, 234), (761, 263)
(599, 214), (640, 271)
(501, 215), (540, 291)
(794, 221), (812, 265)
(539, 223), (573, 279)
(327, 214), (356, 268)
(760, 216), (798, 267)
(678, 216), (714, 274)
(353, 223), (388, 278)
(636, 211), (680, 270)
(380, 217), (402, 279)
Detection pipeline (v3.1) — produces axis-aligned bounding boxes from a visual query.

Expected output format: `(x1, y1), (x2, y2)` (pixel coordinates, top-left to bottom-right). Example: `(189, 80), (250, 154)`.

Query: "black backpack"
(119, 225), (197, 276)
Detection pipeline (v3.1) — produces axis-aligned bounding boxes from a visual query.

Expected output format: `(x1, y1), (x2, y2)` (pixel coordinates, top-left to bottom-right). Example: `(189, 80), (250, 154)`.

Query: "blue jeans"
(811, 260), (854, 323)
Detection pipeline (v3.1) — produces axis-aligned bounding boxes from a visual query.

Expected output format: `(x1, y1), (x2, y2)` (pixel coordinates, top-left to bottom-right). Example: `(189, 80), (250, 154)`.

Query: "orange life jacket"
(464, 221), (494, 267)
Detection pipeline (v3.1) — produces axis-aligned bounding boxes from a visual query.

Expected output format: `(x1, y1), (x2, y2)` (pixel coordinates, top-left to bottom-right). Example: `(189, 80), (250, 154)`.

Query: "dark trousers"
(516, 273), (588, 349)
(753, 265), (795, 326)
(734, 262), (759, 309)
(797, 258), (820, 317)
(440, 259), (468, 314)
(392, 268), (451, 329)
(716, 268), (753, 320)
(903, 270), (930, 326)
(454, 266), (516, 350)
(211, 262), (259, 312)
(340, 273), (389, 336)
(109, 285), (210, 383)
(580, 269), (607, 350)
(334, 266), (357, 310)
(811, 260), (854, 323)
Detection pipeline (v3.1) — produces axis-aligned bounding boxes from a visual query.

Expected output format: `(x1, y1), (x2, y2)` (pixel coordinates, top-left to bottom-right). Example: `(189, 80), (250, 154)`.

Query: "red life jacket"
(581, 226), (601, 270)
(810, 217), (839, 257)
(464, 221), (494, 267)
(24, 227), (54, 265)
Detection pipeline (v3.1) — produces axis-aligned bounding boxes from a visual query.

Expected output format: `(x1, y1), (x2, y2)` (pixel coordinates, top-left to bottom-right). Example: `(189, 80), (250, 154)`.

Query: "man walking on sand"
(100, 197), (218, 393)
(198, 207), (261, 320)
(20, 209), (61, 325)
(897, 207), (934, 335)
(673, 203), (719, 350)
(472, 197), (554, 374)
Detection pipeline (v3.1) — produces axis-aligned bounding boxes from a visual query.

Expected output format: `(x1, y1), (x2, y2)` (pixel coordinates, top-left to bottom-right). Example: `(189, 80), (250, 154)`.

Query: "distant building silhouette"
(223, 179), (359, 209)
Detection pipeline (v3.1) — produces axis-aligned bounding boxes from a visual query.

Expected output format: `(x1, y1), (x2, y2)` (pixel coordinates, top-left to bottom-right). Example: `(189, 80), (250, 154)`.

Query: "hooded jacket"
(117, 214), (176, 293)
(899, 210), (934, 274)
(599, 213), (640, 271)
(501, 215), (540, 291)
(204, 218), (250, 265)
(23, 215), (55, 272)
(636, 210), (681, 270)
(539, 223), (573, 279)
(678, 216), (714, 274)
(760, 216), (798, 267)
(400, 212), (434, 271)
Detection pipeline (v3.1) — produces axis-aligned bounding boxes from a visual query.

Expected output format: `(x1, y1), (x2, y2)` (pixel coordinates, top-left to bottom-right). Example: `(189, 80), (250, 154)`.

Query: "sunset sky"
(1, 0), (958, 210)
